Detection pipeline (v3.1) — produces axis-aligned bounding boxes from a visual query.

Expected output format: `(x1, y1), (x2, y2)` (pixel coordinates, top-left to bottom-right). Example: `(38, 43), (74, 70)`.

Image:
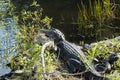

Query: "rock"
(115, 36), (120, 40)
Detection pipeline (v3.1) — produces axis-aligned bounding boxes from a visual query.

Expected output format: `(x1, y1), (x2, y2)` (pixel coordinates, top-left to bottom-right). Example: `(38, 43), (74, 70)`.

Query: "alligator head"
(40, 28), (65, 43)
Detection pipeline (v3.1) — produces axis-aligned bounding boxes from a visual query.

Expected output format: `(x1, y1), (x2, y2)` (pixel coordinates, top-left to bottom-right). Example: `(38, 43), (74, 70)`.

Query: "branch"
(40, 41), (54, 77)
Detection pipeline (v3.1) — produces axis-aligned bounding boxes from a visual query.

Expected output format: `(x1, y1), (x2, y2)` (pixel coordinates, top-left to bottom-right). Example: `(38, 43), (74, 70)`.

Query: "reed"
(77, 0), (115, 41)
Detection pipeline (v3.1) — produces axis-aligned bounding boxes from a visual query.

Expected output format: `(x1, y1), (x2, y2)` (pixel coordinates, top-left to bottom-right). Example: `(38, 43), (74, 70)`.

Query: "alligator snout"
(40, 29), (65, 42)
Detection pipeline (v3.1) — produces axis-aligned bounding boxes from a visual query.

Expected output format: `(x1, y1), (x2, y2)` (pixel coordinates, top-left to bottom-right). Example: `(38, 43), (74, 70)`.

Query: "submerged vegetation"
(0, 0), (120, 80)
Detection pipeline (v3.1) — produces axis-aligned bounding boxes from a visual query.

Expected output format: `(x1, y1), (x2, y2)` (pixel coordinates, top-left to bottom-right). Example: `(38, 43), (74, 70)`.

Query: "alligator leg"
(67, 58), (85, 73)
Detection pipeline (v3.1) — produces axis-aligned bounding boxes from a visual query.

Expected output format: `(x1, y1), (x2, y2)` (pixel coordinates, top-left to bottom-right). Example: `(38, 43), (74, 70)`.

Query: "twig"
(40, 41), (54, 77)
(38, 70), (88, 76)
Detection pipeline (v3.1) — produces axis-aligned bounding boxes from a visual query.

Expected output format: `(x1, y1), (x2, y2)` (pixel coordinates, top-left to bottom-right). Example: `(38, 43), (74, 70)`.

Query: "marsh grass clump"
(77, 0), (117, 41)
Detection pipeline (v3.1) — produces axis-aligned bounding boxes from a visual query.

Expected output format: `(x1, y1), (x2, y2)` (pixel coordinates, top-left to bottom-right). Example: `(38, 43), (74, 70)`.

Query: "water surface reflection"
(0, 18), (16, 76)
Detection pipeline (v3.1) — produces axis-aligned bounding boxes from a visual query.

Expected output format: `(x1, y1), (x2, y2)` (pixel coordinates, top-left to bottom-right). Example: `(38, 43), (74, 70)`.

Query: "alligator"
(40, 29), (102, 75)
(40, 28), (120, 80)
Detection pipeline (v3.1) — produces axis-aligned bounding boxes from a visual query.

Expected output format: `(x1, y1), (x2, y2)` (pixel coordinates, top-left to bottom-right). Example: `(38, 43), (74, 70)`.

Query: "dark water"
(38, 0), (80, 42)
(10, 0), (120, 43)
(38, 0), (120, 43)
